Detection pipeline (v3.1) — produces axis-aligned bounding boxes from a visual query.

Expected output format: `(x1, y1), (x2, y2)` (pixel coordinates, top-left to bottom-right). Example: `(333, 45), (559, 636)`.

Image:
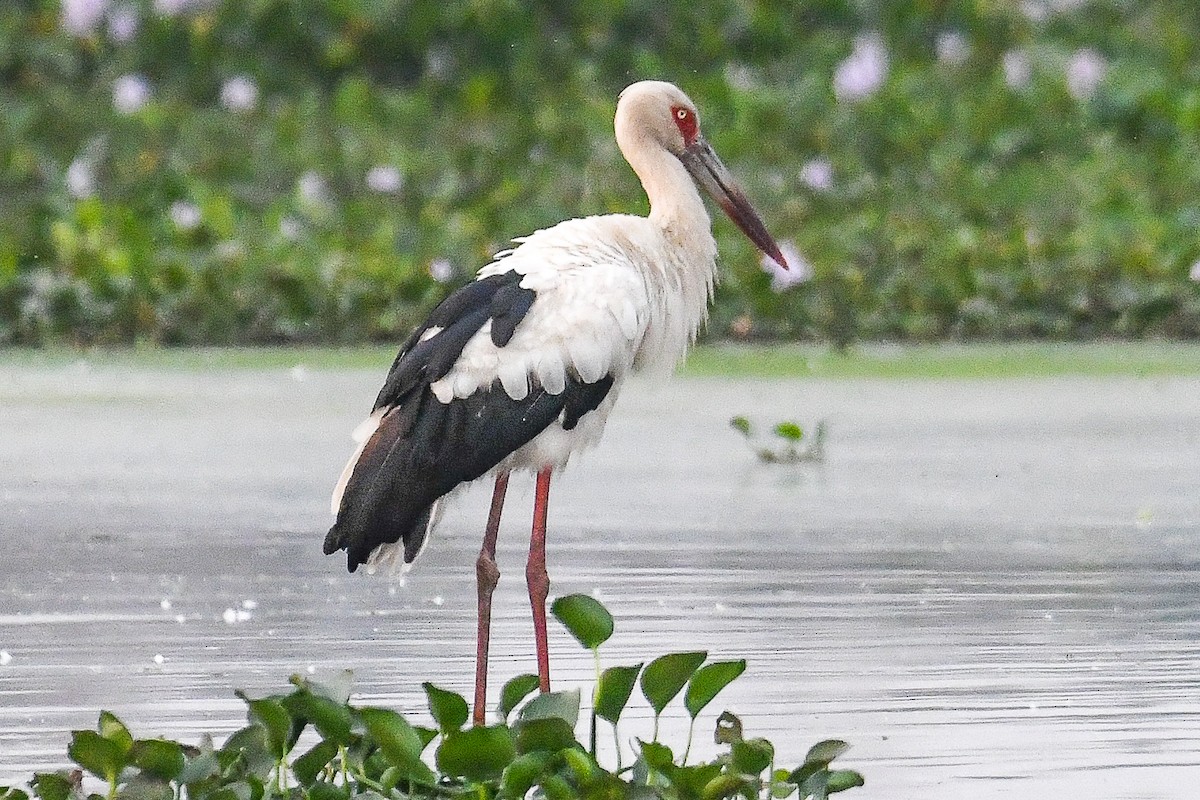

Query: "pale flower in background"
(366, 165), (404, 194)
(112, 73), (151, 114)
(429, 259), (454, 283)
(220, 75), (259, 113)
(937, 31), (971, 66)
(799, 157), (834, 192)
(761, 241), (812, 292)
(169, 200), (201, 231)
(66, 158), (95, 199)
(833, 32), (889, 102)
(61, 0), (108, 35)
(1190, 260), (1200, 282)
(279, 216), (302, 240)
(154, 0), (195, 15)
(1003, 50), (1032, 90)
(298, 171), (329, 205)
(107, 4), (139, 42)
(1021, 0), (1088, 21)
(1066, 48), (1107, 100)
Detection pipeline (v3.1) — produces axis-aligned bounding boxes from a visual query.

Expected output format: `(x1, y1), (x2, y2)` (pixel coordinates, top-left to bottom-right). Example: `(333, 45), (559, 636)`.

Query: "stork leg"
(473, 472), (510, 726)
(527, 467), (553, 692)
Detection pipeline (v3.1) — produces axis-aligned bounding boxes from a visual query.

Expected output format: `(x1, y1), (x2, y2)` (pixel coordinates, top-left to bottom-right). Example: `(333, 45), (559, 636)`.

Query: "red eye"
(672, 105), (698, 144)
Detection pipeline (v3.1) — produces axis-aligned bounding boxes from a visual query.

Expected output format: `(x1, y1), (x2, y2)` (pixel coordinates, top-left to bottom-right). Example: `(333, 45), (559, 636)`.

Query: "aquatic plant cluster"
(4, 1), (1198, 346)
(0, 596), (863, 800)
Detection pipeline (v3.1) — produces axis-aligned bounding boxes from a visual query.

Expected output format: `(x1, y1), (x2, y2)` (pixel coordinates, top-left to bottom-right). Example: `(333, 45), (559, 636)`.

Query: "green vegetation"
(3, 1), (1199, 346)
(1, 596), (863, 800)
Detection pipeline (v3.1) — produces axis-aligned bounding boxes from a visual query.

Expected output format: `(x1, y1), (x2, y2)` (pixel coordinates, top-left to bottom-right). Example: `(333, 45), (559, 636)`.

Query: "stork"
(324, 80), (787, 725)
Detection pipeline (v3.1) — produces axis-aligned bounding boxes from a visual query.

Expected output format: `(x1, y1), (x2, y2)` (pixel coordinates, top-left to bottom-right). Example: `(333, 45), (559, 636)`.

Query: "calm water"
(2, 357), (1198, 798)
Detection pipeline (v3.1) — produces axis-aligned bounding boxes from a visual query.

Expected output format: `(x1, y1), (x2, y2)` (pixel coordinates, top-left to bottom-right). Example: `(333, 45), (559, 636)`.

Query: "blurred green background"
(2, 0), (1199, 348)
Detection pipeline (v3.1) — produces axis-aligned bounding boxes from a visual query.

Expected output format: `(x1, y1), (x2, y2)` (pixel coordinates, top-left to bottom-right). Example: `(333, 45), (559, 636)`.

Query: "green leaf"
(1, 788), (30, 800)
(640, 651), (707, 714)
(499, 674), (541, 720)
(435, 725), (516, 781)
(672, 763), (723, 797)
(97, 711), (134, 754)
(115, 775), (172, 800)
(293, 740), (339, 786)
(31, 774), (72, 800)
(518, 688), (580, 728)
(729, 416), (753, 437)
(551, 594), (614, 650)
(68, 730), (125, 782)
(130, 739), (186, 780)
(220, 726), (274, 780)
(291, 670), (354, 705)
(358, 707), (436, 785)
(700, 772), (747, 800)
(282, 689), (352, 745)
(827, 770), (865, 793)
(637, 740), (675, 772)
(732, 738), (774, 776)
(513, 716), (579, 754)
(235, 692), (292, 759)
(177, 746), (220, 786)
(500, 752), (553, 798)
(422, 682), (469, 733)
(684, 659), (746, 718)
(305, 782), (349, 800)
(804, 739), (850, 766)
(773, 422), (803, 442)
(594, 663), (642, 725)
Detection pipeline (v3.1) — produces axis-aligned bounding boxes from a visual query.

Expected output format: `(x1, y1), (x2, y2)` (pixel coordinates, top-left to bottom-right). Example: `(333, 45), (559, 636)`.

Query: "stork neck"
(625, 141), (713, 242)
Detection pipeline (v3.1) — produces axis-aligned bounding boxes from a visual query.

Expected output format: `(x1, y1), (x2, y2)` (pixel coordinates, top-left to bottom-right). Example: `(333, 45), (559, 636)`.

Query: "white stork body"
(324, 80), (786, 721)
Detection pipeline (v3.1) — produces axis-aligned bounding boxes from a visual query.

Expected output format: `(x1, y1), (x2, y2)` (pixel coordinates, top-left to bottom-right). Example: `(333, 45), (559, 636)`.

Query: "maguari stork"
(324, 80), (788, 725)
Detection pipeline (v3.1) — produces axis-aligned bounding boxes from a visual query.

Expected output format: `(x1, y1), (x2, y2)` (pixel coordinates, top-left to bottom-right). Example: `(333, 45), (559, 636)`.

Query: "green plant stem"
(682, 718), (695, 765)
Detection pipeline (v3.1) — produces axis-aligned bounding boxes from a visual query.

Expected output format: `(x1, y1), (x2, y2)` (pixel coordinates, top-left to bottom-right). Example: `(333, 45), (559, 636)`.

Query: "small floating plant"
(731, 417), (827, 464)
(3, 596), (862, 800)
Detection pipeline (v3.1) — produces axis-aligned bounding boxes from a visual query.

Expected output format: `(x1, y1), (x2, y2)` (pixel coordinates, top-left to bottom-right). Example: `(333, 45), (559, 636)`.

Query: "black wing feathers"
(325, 269), (616, 573)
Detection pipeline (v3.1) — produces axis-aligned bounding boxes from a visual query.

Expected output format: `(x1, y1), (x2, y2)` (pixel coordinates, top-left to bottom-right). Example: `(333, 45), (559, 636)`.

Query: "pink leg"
(527, 467), (553, 693)
(473, 472), (510, 726)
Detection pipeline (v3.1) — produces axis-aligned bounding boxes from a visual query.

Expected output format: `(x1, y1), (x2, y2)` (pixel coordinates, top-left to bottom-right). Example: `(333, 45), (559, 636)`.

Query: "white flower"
(833, 33), (889, 102)
(61, 0), (108, 35)
(153, 0), (194, 15)
(279, 216), (302, 239)
(1021, 0), (1088, 21)
(220, 75), (258, 113)
(761, 241), (812, 292)
(1003, 50), (1032, 90)
(107, 4), (139, 42)
(1190, 260), (1200, 282)
(936, 31), (971, 66)
(1065, 48), (1107, 100)
(799, 157), (834, 192)
(66, 158), (95, 198)
(169, 200), (201, 231)
(429, 259), (454, 283)
(298, 171), (328, 204)
(366, 165), (403, 194)
(112, 73), (151, 114)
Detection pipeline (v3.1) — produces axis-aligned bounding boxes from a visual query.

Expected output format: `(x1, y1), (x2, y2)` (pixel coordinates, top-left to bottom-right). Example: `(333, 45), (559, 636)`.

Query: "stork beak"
(679, 137), (789, 270)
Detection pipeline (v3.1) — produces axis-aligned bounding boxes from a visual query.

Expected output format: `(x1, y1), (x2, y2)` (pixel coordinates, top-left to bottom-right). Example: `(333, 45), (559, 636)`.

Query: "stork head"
(615, 80), (788, 270)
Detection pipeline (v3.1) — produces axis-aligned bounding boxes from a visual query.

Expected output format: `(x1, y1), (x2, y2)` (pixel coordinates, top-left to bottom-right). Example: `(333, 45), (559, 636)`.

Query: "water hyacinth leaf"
(551, 594), (613, 650)
(699, 772), (745, 800)
(117, 775), (173, 800)
(282, 689), (352, 745)
(731, 738), (774, 776)
(1, 789), (29, 800)
(539, 774), (575, 800)
(826, 770), (865, 793)
(773, 422), (803, 442)
(500, 752), (553, 798)
(97, 711), (134, 753)
(514, 716), (579, 754)
(293, 739), (339, 786)
(803, 739), (850, 771)
(423, 682), (469, 733)
(640, 651), (707, 714)
(235, 691), (292, 758)
(130, 738), (186, 780)
(730, 416), (752, 437)
(31, 774), (72, 800)
(499, 673), (541, 720)
(684, 659), (746, 718)
(560, 748), (599, 784)
(358, 708), (435, 783)
(68, 729), (125, 782)
(435, 725), (516, 781)
(671, 763), (722, 798)
(305, 783), (349, 800)
(518, 688), (581, 728)
(178, 747), (220, 785)
(220, 726), (274, 779)
(637, 739), (675, 771)
(594, 663), (643, 725)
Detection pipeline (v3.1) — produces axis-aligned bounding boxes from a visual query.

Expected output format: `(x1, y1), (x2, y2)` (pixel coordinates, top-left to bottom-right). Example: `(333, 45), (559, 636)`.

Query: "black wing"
(324, 270), (614, 572)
